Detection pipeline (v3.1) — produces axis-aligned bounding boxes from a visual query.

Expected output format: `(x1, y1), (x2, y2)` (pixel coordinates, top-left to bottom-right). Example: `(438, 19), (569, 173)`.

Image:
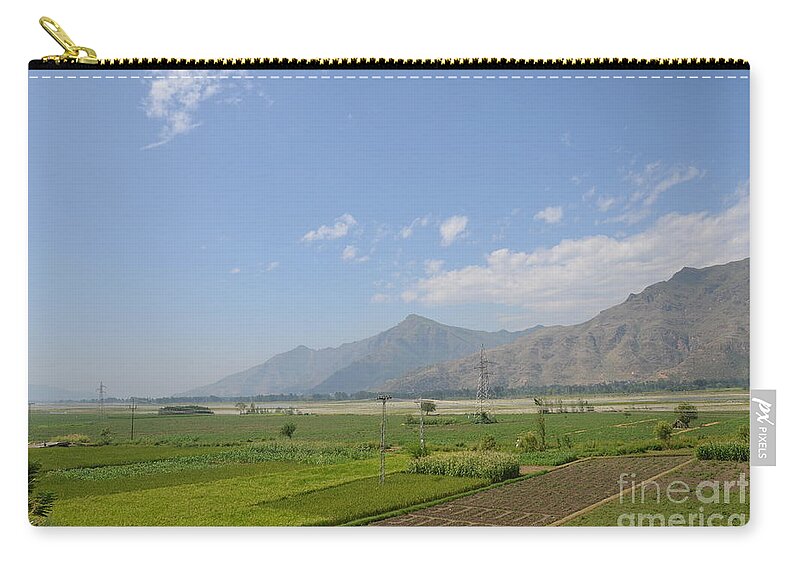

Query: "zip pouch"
(28, 17), (750, 527)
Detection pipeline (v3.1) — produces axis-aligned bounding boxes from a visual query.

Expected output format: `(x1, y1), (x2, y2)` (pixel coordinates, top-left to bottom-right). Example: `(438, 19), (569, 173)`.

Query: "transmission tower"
(474, 345), (495, 422)
(376, 394), (392, 484)
(97, 381), (107, 419)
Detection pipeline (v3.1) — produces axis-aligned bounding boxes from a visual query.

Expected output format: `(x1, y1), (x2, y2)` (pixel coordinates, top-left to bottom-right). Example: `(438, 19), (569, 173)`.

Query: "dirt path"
(371, 455), (691, 527)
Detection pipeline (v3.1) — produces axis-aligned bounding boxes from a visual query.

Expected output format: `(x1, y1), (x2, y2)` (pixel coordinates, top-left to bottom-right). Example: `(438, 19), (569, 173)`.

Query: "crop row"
(56, 441), (377, 481)
(408, 451), (520, 482)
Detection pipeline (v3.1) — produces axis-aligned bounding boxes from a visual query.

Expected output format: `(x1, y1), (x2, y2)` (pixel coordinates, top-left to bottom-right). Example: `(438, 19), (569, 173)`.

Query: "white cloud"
(581, 186), (597, 201)
(439, 215), (469, 246)
(229, 268), (241, 274)
(342, 245), (357, 261)
(401, 290), (418, 302)
(534, 206), (563, 224)
(342, 245), (368, 262)
(142, 73), (224, 149)
(302, 214), (357, 242)
(424, 259), (444, 275)
(402, 193), (748, 326)
(370, 293), (391, 303)
(596, 196), (615, 213)
(612, 164), (702, 224)
(400, 216), (430, 239)
(265, 261), (279, 272)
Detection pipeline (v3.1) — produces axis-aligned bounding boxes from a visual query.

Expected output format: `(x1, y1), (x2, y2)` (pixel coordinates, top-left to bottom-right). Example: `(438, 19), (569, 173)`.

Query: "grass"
(29, 399), (750, 526)
(52, 442), (376, 481)
(47, 455), (406, 526)
(29, 445), (231, 472)
(255, 473), (489, 526)
(29, 409), (748, 451)
(39, 461), (301, 500)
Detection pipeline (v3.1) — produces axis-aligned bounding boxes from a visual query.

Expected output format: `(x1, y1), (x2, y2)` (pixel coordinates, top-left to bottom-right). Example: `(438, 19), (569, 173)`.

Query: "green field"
(28, 397), (749, 526)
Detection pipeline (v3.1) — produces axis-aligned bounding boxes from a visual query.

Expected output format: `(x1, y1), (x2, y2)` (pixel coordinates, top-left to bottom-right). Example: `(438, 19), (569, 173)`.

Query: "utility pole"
(376, 394), (392, 484)
(417, 398), (427, 455)
(129, 397), (137, 441)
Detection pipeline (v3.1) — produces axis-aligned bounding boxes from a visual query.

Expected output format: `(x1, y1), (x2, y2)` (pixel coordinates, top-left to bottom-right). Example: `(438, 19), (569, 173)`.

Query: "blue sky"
(28, 70), (749, 398)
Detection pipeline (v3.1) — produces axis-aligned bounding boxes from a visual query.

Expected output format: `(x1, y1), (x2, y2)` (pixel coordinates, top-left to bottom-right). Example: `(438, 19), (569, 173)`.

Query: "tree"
(675, 403), (699, 426)
(235, 402), (247, 415)
(654, 422), (673, 443)
(420, 401), (436, 415)
(29, 462), (56, 526)
(98, 427), (112, 445)
(536, 412), (547, 450)
(280, 422), (297, 439)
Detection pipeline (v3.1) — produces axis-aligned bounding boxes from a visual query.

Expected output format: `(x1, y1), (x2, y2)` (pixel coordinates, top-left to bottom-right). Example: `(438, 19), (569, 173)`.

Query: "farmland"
(28, 391), (750, 526)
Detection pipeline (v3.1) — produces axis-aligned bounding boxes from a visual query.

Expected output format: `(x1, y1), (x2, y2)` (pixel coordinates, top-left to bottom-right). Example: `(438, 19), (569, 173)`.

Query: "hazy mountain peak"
(401, 313), (435, 324)
(382, 259), (749, 393)
(180, 314), (533, 397)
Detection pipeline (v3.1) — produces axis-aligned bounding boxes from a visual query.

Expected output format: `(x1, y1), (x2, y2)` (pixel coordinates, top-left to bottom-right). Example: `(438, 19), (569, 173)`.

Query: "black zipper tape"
(29, 57), (749, 71)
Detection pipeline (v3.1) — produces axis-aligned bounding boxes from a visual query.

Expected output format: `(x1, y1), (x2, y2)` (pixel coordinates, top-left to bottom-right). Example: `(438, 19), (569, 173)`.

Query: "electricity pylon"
(474, 346), (495, 423)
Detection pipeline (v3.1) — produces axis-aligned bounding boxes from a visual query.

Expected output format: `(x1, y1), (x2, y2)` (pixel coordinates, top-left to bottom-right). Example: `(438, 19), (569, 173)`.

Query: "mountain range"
(180, 258), (749, 397)
(179, 316), (538, 397)
(381, 258), (749, 392)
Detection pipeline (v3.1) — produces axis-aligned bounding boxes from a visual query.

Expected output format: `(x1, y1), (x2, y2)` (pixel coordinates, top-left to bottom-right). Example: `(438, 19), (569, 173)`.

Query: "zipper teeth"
(30, 57), (750, 69)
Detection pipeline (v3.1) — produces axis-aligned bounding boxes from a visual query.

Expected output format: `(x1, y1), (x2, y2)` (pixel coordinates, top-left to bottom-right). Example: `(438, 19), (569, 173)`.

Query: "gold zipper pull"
(39, 16), (98, 64)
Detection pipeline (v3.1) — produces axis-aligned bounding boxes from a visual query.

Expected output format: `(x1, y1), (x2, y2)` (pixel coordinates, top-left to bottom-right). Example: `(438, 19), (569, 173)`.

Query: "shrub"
(696, 442), (749, 462)
(420, 401), (436, 415)
(158, 405), (214, 415)
(675, 403), (699, 426)
(476, 435), (497, 451)
(737, 425), (749, 441)
(473, 411), (497, 424)
(562, 434), (573, 449)
(98, 427), (113, 446)
(407, 443), (428, 458)
(516, 431), (539, 452)
(55, 434), (91, 444)
(408, 451), (520, 482)
(280, 423), (297, 439)
(654, 422), (673, 442)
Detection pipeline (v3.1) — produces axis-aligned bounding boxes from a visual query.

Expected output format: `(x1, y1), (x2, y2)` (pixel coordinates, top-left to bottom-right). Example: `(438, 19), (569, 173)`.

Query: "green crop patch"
(408, 451), (520, 482)
(255, 473), (489, 526)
